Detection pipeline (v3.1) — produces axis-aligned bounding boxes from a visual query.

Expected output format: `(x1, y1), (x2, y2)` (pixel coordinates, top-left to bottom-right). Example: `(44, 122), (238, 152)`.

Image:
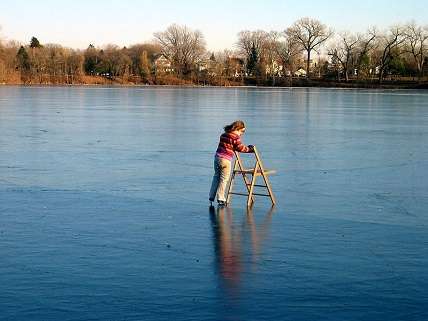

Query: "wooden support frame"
(226, 146), (276, 207)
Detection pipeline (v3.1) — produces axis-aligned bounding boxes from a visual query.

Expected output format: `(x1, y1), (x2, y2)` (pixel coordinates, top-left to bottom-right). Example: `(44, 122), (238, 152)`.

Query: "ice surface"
(1, 86), (427, 320)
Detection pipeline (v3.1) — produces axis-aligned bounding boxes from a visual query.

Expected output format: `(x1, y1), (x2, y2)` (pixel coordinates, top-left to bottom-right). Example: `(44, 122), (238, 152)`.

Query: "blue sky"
(0, 0), (426, 51)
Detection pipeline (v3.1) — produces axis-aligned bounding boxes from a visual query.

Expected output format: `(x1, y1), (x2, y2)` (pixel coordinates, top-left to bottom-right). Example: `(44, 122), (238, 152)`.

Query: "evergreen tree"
(387, 54), (406, 76)
(83, 44), (98, 75)
(30, 37), (42, 48)
(16, 46), (30, 71)
(139, 50), (150, 80)
(246, 44), (259, 76)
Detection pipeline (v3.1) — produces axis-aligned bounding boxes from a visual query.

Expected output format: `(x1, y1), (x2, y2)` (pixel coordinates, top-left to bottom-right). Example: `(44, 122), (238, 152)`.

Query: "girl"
(209, 120), (254, 206)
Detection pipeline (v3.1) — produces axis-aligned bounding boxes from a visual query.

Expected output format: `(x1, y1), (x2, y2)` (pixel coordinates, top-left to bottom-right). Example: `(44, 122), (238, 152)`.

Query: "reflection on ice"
(209, 206), (274, 298)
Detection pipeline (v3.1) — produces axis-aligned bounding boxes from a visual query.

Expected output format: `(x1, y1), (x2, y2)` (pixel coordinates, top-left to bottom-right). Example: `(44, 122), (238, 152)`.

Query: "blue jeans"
(209, 156), (232, 202)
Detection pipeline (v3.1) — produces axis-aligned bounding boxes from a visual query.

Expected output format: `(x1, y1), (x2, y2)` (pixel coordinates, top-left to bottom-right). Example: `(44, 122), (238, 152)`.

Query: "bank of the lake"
(2, 75), (428, 89)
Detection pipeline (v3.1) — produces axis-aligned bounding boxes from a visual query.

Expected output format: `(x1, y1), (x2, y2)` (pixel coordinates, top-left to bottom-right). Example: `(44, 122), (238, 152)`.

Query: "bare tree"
(207, 50), (226, 85)
(287, 17), (332, 77)
(0, 33), (6, 82)
(355, 28), (377, 79)
(28, 45), (47, 83)
(99, 45), (132, 80)
(270, 31), (301, 76)
(66, 50), (83, 84)
(265, 31), (298, 84)
(236, 30), (269, 77)
(261, 33), (277, 84)
(127, 43), (160, 82)
(0, 42), (6, 82)
(405, 22), (428, 81)
(154, 24), (206, 77)
(45, 44), (67, 83)
(224, 52), (245, 83)
(328, 32), (360, 81)
(236, 30), (269, 59)
(376, 25), (407, 83)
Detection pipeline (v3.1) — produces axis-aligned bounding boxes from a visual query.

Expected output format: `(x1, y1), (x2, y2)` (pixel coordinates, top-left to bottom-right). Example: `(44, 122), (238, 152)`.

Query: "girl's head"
(224, 120), (246, 135)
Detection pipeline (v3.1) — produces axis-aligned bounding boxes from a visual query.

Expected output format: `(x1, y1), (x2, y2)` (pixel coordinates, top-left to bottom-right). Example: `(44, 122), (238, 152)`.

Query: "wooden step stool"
(226, 146), (276, 207)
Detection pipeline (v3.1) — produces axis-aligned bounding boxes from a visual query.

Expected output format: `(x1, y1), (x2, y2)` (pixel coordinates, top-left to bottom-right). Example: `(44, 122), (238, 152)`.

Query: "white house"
(154, 55), (174, 73)
(265, 60), (284, 77)
(294, 68), (307, 77)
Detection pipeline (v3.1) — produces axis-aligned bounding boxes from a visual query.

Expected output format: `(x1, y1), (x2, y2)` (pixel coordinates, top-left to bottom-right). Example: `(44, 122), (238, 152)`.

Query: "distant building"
(154, 55), (174, 73)
(228, 57), (245, 78)
(294, 68), (307, 77)
(197, 60), (209, 72)
(265, 60), (284, 77)
(374, 66), (380, 75)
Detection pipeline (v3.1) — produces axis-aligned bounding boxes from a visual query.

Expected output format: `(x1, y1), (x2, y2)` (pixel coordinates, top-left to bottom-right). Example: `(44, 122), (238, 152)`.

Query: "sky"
(0, 0), (426, 51)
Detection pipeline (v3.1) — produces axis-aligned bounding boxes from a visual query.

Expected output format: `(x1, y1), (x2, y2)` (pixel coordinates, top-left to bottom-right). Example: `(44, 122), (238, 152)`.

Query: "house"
(228, 57), (245, 78)
(294, 68), (307, 77)
(368, 66), (381, 75)
(154, 55), (174, 73)
(196, 60), (209, 72)
(265, 60), (284, 77)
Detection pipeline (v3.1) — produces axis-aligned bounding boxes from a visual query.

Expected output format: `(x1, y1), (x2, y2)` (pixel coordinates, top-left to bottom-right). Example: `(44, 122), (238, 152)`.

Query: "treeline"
(1, 18), (427, 86)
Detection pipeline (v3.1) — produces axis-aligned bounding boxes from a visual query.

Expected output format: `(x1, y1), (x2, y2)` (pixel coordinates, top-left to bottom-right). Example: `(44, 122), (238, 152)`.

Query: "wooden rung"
(229, 192), (272, 197)
(233, 169), (276, 175)
(245, 183), (268, 187)
(252, 193), (272, 197)
(229, 192), (250, 196)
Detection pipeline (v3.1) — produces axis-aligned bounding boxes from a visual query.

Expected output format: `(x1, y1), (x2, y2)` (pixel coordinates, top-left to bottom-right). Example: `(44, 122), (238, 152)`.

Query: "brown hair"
(224, 120), (246, 133)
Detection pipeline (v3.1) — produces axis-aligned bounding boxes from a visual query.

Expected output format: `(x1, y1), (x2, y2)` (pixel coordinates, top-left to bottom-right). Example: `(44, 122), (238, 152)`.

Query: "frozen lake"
(1, 86), (428, 320)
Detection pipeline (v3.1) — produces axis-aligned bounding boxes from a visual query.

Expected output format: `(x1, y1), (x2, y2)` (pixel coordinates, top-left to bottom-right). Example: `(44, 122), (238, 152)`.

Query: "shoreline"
(2, 82), (428, 90)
